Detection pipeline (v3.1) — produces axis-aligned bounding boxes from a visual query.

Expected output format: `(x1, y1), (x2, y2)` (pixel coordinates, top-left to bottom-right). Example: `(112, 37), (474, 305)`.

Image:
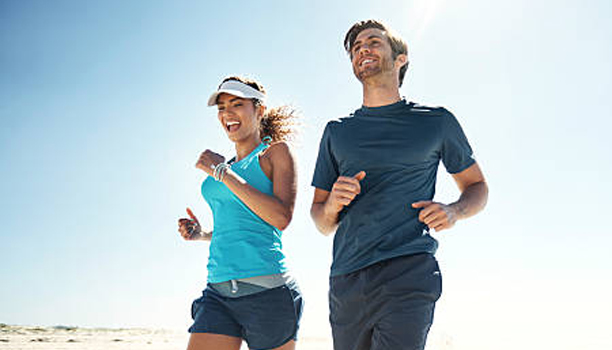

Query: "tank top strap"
(261, 135), (272, 145)
(232, 138), (271, 165)
(253, 136), (272, 157)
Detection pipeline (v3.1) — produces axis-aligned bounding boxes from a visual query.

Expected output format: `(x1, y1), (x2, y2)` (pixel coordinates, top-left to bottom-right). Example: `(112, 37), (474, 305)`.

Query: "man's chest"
(330, 119), (443, 174)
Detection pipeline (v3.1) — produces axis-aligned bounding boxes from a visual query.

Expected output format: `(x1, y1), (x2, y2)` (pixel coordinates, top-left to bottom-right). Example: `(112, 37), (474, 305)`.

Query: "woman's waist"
(211, 209), (279, 230)
(211, 221), (282, 240)
(207, 272), (295, 298)
(206, 258), (289, 284)
(209, 238), (284, 259)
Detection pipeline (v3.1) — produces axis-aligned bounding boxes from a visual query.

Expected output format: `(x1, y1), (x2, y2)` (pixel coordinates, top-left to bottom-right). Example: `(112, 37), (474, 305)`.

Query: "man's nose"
(356, 44), (372, 56)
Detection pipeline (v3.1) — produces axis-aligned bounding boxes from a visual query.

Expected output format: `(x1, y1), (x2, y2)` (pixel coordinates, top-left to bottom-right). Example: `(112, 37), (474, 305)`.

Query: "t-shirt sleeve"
(311, 122), (339, 191)
(441, 110), (476, 174)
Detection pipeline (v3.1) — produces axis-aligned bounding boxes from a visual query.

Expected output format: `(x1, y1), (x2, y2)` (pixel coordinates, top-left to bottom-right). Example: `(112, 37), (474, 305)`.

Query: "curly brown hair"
(219, 76), (299, 143)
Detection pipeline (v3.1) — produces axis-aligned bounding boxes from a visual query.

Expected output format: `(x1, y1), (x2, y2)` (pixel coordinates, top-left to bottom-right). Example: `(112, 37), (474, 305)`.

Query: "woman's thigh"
(270, 339), (296, 350)
(187, 333), (295, 350)
(187, 333), (242, 350)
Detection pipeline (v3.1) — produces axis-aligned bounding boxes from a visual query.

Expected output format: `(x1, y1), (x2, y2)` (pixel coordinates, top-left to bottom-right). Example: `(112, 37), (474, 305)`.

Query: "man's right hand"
(325, 171), (366, 213)
(311, 171), (366, 235)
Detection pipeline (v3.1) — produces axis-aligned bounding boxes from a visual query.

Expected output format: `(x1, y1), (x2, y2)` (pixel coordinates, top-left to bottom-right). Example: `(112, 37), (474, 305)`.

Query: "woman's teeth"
(226, 121), (240, 132)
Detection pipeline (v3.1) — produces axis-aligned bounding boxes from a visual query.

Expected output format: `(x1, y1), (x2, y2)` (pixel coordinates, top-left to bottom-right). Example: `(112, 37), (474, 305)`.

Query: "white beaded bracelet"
(213, 163), (230, 182)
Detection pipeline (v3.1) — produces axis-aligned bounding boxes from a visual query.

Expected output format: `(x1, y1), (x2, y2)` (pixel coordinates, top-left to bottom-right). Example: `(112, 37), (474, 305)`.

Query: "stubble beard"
(354, 54), (395, 85)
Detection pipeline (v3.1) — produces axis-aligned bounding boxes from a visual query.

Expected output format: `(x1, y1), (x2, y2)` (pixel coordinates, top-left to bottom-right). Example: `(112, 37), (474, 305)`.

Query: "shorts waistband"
(210, 272), (294, 298)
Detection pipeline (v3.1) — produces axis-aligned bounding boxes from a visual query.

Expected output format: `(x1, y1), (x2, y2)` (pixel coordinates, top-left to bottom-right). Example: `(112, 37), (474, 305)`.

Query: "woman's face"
(216, 93), (262, 143)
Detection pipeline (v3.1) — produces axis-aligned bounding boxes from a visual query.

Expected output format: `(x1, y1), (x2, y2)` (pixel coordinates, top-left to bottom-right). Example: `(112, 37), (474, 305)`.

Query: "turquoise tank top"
(201, 141), (288, 283)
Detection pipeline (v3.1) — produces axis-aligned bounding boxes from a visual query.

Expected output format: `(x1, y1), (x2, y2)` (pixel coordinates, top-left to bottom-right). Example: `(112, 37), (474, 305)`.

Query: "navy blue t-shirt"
(312, 99), (475, 276)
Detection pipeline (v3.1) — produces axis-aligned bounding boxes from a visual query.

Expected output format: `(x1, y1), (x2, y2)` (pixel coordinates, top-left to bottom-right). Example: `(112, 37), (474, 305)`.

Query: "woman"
(178, 76), (302, 350)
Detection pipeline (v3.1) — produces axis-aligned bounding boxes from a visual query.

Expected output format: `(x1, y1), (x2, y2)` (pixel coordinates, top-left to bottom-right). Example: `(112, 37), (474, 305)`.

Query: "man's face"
(350, 28), (395, 83)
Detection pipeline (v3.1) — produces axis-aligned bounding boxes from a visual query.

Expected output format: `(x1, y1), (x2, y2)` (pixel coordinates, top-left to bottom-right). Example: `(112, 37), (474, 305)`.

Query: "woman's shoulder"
(261, 141), (294, 164)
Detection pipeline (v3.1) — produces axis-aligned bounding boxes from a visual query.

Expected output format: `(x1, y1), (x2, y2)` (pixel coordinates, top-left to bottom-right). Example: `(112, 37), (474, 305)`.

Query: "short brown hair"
(344, 20), (409, 87)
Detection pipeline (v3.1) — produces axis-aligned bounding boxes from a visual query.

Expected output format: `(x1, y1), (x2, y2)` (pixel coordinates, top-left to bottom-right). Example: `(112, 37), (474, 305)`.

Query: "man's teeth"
(361, 59), (374, 67)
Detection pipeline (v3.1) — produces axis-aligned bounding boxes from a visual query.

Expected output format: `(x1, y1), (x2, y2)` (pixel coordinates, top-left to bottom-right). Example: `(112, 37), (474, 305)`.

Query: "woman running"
(178, 76), (302, 350)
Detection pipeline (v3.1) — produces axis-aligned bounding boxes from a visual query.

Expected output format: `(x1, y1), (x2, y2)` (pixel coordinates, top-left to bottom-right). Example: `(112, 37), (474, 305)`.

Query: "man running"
(311, 19), (489, 350)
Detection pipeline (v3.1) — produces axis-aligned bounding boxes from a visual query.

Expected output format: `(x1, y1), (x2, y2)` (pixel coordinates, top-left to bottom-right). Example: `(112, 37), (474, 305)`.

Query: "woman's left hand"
(196, 150), (226, 176)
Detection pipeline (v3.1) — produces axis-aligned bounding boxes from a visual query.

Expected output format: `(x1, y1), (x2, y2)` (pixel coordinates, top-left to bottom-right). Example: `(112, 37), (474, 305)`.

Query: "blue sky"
(1, 1), (611, 349)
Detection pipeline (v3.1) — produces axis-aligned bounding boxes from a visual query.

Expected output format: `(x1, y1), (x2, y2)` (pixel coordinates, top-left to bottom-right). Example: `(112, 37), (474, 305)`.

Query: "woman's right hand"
(178, 208), (211, 241)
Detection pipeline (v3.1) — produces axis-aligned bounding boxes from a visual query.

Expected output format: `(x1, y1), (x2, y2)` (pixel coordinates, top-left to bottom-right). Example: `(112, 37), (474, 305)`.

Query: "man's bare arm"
(412, 163), (488, 232)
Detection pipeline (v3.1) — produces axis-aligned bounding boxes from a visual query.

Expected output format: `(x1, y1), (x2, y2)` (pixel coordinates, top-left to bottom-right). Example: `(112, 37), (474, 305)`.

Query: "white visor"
(207, 80), (266, 106)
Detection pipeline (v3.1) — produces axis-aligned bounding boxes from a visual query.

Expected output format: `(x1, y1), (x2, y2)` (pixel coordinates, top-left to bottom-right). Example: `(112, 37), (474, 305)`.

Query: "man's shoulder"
(323, 101), (454, 129)
(408, 102), (452, 117)
(323, 112), (358, 130)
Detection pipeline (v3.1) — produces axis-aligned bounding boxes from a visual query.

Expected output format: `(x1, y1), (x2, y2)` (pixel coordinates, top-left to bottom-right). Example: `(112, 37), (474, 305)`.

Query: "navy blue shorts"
(189, 281), (303, 350)
(329, 253), (442, 350)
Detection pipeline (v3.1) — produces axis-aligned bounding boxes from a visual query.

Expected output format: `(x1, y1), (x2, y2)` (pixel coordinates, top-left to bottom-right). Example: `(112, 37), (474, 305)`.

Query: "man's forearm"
(449, 181), (488, 220)
(310, 202), (340, 236)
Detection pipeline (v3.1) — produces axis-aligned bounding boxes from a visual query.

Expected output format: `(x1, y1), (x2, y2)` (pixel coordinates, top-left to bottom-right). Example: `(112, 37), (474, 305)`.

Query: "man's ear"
(395, 53), (408, 69)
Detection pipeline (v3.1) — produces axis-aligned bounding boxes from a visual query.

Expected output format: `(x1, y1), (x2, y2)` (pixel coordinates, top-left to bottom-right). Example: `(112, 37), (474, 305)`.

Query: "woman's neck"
(234, 136), (260, 162)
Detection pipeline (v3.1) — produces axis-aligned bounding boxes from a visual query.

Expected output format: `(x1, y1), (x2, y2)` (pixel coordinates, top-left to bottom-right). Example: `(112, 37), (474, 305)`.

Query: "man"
(310, 20), (488, 350)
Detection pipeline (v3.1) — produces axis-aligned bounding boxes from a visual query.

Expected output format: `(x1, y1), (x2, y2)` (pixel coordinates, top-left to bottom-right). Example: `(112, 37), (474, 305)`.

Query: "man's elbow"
(479, 181), (489, 209)
(317, 225), (336, 236)
(310, 206), (335, 236)
(463, 180), (489, 215)
(472, 180), (489, 200)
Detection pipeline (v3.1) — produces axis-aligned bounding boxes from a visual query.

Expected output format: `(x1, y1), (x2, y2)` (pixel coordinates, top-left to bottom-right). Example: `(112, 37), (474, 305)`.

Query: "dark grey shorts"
(329, 253), (442, 350)
(189, 281), (303, 350)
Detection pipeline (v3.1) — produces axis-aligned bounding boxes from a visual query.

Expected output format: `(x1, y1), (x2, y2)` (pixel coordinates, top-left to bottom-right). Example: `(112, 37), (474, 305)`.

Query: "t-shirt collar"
(358, 97), (409, 115)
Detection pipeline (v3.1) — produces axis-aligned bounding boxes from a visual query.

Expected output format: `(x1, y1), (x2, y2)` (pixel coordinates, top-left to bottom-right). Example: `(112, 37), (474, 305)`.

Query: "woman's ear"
(257, 104), (266, 120)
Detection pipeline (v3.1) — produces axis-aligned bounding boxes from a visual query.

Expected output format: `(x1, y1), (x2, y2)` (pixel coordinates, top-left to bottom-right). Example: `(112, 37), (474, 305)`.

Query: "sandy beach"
(0, 324), (333, 350)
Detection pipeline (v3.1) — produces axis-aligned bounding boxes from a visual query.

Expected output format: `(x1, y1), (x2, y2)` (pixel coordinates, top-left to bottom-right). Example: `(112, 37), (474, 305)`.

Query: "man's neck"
(361, 78), (402, 107)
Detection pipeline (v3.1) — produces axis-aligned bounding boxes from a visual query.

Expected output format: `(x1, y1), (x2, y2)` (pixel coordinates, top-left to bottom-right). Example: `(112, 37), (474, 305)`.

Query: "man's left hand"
(411, 200), (458, 232)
